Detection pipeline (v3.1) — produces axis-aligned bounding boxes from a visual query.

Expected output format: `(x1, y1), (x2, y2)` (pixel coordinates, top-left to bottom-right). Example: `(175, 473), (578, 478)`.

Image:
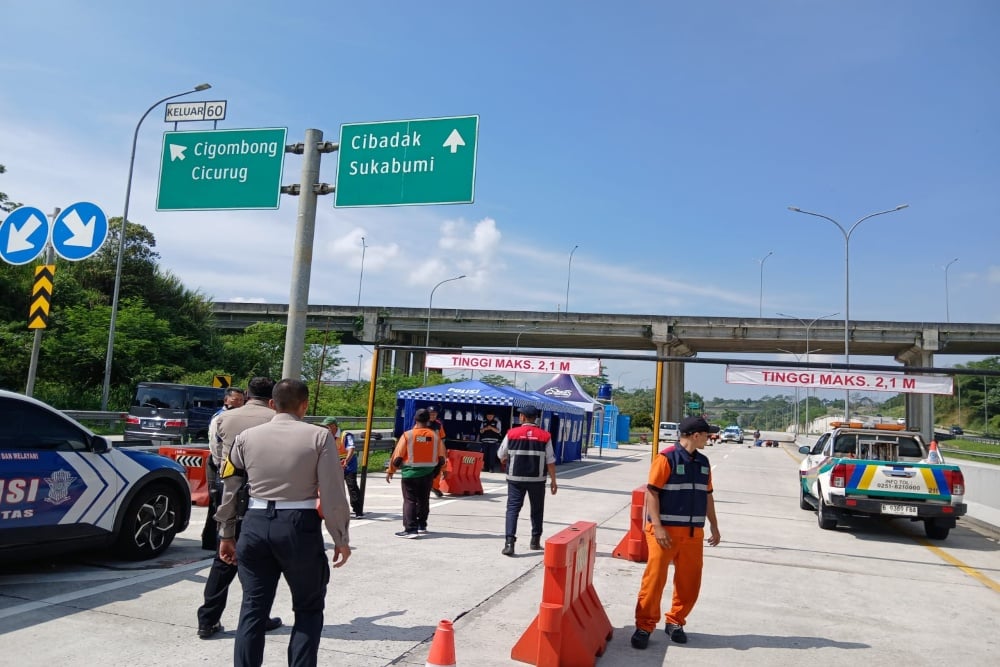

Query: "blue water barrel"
(616, 414), (632, 442)
(596, 383), (613, 400)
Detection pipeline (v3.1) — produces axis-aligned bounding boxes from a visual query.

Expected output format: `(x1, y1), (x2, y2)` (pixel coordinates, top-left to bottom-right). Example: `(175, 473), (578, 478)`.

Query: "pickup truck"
(797, 425), (966, 540)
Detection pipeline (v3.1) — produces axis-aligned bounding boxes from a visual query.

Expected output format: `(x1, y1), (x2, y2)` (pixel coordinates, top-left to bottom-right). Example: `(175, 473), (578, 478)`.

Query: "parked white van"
(658, 421), (680, 443)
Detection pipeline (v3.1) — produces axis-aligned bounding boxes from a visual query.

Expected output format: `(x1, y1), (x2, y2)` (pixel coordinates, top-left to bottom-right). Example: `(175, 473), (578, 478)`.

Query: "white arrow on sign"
(6, 211), (44, 252)
(442, 129), (465, 154)
(61, 209), (96, 247)
(169, 144), (188, 161)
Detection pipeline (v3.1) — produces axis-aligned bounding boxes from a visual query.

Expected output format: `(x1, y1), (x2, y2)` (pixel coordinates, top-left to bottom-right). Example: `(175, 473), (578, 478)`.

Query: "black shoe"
(354, 511), (364, 518)
(630, 628), (650, 649)
(432, 488), (444, 498)
(395, 530), (420, 539)
(201, 542), (217, 551)
(197, 622), (223, 639)
(529, 536), (542, 550)
(265, 617), (282, 632)
(665, 623), (688, 643)
(501, 537), (515, 557)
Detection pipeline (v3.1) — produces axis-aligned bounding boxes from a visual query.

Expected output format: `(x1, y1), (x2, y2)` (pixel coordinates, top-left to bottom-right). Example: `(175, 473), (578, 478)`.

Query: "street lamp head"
(194, 83), (212, 91)
(788, 206), (801, 212)
(894, 204), (909, 211)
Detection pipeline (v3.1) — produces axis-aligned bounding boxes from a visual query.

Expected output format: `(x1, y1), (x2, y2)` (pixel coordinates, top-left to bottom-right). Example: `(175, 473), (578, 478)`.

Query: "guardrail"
(62, 410), (395, 429)
(941, 447), (1000, 461)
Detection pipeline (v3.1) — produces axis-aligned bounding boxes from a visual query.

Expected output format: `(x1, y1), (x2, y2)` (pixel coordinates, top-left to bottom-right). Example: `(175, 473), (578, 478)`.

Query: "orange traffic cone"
(426, 619), (456, 667)
(927, 440), (943, 464)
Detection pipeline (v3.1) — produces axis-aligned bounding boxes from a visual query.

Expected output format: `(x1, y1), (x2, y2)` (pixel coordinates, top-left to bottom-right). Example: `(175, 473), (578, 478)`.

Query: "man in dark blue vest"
(631, 416), (722, 650)
(498, 406), (557, 556)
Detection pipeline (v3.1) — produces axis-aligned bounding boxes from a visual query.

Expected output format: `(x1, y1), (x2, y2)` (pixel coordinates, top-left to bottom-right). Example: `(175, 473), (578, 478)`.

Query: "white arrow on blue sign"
(0, 205), (50, 265)
(52, 202), (109, 261)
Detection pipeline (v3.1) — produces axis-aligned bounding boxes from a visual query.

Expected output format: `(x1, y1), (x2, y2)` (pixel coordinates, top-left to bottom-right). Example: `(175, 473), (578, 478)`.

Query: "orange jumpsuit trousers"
(634, 525), (704, 632)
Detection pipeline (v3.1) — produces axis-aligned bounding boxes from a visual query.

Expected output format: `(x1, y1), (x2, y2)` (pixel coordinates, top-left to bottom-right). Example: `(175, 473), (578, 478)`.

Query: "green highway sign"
(156, 128), (287, 211)
(687, 402), (701, 409)
(335, 115), (478, 207)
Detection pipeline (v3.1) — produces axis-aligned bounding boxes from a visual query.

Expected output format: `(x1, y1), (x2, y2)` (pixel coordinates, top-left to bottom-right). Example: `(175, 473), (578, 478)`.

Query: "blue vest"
(656, 446), (710, 529)
(505, 424), (550, 482)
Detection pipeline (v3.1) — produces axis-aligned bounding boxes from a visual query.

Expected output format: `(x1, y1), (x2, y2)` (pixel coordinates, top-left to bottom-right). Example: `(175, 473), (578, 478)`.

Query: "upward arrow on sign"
(443, 129), (465, 153)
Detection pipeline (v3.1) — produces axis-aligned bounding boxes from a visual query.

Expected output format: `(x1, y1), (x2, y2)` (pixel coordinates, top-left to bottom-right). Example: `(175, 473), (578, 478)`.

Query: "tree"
(479, 374), (513, 387)
(0, 163), (22, 213)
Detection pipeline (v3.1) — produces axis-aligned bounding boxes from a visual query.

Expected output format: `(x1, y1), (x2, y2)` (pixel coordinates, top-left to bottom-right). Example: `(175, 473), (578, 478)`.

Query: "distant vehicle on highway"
(0, 390), (191, 562)
(720, 426), (744, 444)
(124, 382), (225, 444)
(949, 425), (964, 436)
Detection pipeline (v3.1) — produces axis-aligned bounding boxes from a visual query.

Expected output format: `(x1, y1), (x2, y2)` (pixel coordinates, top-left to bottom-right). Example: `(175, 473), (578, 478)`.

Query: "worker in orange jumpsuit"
(385, 408), (447, 537)
(427, 406), (449, 498)
(631, 416), (722, 650)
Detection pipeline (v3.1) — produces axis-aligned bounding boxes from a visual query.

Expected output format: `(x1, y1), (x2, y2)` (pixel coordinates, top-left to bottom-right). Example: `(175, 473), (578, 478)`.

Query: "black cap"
(678, 416), (719, 435)
(414, 408), (431, 423)
(519, 406), (540, 418)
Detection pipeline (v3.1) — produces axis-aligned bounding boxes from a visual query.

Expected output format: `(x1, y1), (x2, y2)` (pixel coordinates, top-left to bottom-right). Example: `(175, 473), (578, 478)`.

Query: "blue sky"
(1, 1), (997, 401)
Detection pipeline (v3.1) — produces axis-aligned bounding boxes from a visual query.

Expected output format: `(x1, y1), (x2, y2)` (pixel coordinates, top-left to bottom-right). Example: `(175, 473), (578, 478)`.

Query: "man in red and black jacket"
(498, 406), (557, 557)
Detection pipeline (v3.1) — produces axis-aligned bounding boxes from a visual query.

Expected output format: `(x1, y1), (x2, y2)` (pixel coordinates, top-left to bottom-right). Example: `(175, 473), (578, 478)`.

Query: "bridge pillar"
(655, 342), (686, 422)
(896, 330), (940, 442)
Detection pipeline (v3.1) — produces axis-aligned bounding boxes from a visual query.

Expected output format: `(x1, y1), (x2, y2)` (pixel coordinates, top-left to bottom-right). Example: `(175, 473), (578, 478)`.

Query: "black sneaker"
(432, 488), (444, 498)
(265, 617), (282, 632)
(665, 623), (688, 643)
(630, 628), (650, 649)
(394, 530), (419, 539)
(417, 526), (428, 534)
(197, 622), (223, 639)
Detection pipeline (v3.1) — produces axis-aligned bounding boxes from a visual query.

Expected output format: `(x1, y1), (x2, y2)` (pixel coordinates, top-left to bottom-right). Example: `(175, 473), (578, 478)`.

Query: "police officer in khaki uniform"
(217, 378), (352, 667)
(198, 377), (280, 639)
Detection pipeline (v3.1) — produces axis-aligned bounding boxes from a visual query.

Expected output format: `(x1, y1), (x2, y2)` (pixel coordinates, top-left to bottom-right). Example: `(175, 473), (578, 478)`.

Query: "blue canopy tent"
(395, 380), (586, 464)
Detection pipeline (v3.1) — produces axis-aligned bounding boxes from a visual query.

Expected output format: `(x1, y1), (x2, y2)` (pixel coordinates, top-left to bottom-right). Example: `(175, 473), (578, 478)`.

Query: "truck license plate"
(881, 503), (918, 516)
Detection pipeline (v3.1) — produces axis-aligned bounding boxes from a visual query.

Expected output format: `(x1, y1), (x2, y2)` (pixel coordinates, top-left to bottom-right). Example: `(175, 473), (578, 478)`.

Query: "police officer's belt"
(247, 498), (317, 510)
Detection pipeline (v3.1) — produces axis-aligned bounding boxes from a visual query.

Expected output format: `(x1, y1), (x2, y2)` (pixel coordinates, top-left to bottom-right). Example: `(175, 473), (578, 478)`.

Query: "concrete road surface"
(2, 442), (998, 666)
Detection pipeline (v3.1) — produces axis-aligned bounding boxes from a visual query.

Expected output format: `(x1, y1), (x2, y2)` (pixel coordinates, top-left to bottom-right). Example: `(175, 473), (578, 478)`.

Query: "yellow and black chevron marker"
(28, 265), (55, 329)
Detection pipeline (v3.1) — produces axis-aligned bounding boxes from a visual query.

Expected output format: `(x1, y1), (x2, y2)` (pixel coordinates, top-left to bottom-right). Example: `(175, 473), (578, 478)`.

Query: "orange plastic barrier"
(158, 446), (211, 506)
(440, 449), (484, 496)
(612, 486), (648, 563)
(511, 521), (613, 666)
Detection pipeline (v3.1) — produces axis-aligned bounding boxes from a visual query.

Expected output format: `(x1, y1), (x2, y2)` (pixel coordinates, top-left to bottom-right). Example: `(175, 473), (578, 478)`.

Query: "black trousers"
(343, 471), (361, 515)
(235, 507), (329, 667)
(198, 493), (239, 627)
(200, 481), (220, 550)
(400, 473), (434, 532)
(505, 480), (546, 540)
(482, 440), (500, 472)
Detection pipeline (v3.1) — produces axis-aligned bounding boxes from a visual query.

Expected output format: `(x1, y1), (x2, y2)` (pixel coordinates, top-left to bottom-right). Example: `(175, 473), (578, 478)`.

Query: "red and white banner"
(426, 353), (601, 376)
(725, 366), (953, 395)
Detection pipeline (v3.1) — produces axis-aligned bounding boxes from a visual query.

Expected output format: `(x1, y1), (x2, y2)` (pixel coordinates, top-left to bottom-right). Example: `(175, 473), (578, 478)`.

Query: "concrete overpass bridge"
(211, 302), (1000, 437)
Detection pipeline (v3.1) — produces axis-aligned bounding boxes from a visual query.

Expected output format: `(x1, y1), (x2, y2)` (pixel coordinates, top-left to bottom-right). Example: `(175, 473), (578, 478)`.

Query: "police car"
(0, 390), (191, 561)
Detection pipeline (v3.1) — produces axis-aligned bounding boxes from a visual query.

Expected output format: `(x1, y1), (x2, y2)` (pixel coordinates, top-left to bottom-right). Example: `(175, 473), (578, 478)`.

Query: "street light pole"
(777, 311), (838, 434)
(944, 257), (958, 322)
(788, 204), (909, 420)
(100, 83), (212, 411)
(614, 371), (631, 405)
(424, 274), (466, 382)
(777, 347), (822, 438)
(565, 244), (579, 314)
(357, 236), (368, 307)
(758, 250), (773, 318)
(358, 354), (363, 382)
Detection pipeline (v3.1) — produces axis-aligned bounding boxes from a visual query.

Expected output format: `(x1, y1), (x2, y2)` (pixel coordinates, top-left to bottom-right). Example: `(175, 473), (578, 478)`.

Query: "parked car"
(0, 390), (191, 562)
(720, 426), (744, 444)
(124, 382), (225, 444)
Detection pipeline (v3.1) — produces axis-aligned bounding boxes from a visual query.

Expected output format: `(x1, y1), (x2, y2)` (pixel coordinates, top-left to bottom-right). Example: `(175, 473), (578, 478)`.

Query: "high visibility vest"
(655, 446), (710, 529)
(505, 424), (550, 482)
(399, 427), (442, 478)
(337, 432), (357, 473)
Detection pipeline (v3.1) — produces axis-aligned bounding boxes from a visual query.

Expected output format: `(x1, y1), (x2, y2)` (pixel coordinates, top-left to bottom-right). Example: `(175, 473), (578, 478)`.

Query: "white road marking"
(0, 558), (213, 621)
